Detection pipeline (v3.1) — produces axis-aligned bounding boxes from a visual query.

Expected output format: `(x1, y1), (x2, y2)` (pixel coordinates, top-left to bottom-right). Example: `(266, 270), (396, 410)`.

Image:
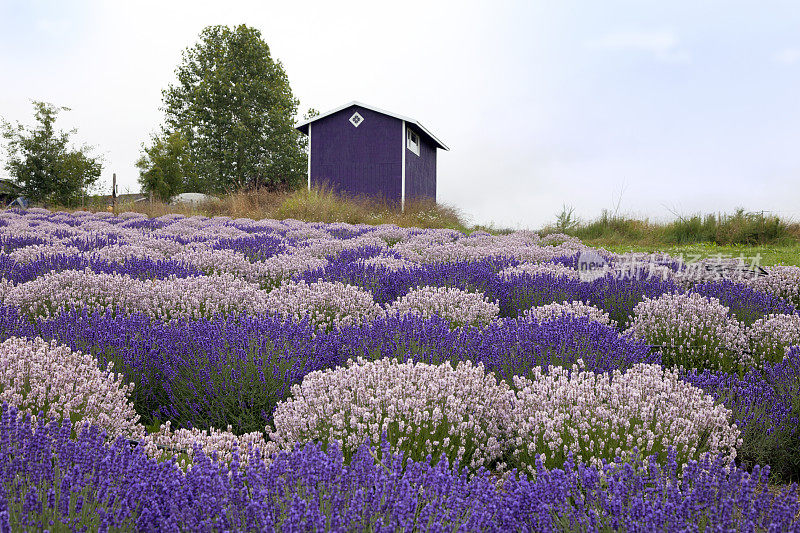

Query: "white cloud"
(774, 48), (800, 64)
(590, 30), (689, 62)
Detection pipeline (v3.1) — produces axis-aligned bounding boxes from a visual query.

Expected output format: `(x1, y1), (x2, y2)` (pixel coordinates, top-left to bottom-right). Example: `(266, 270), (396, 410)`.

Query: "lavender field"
(1, 208), (800, 531)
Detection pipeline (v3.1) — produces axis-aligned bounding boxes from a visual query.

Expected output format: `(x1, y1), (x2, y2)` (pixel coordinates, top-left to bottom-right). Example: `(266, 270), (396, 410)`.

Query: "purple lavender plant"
(693, 279), (797, 326)
(210, 234), (286, 261)
(0, 406), (149, 531)
(470, 316), (659, 382)
(585, 273), (681, 329)
(1, 310), (656, 434)
(0, 254), (203, 284)
(682, 348), (800, 481)
(3, 404), (798, 532)
(504, 451), (800, 531)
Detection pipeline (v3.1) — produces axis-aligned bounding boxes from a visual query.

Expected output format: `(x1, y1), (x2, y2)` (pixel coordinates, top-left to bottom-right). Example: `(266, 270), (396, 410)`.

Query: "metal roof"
(0, 179), (21, 195)
(296, 101), (449, 151)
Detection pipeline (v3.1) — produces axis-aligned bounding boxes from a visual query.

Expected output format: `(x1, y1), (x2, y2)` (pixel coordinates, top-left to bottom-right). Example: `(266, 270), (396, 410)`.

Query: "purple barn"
(296, 101), (448, 210)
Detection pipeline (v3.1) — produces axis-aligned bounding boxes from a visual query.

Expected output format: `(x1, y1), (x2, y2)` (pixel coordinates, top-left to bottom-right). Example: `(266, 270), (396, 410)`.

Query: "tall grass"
(78, 185), (470, 231)
(56, 190), (800, 246)
(542, 207), (799, 246)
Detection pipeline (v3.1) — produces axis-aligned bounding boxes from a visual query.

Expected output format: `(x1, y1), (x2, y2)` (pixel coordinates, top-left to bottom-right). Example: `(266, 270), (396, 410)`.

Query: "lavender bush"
(521, 300), (612, 326)
(263, 279), (384, 330)
(0, 253), (202, 284)
(269, 357), (513, 474)
(0, 270), (274, 321)
(5, 406), (795, 532)
(386, 285), (500, 328)
(0, 336), (140, 439)
(585, 274), (681, 329)
(692, 279), (796, 326)
(747, 313), (800, 366)
(508, 450), (800, 532)
(628, 292), (749, 372)
(1, 310), (656, 435)
(507, 362), (741, 473)
(747, 265), (800, 308)
(465, 316), (658, 382)
(683, 348), (800, 482)
(498, 261), (580, 280)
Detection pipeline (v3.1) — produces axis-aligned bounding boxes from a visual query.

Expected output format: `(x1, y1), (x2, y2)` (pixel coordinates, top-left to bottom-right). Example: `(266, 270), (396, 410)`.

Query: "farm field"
(1, 208), (800, 531)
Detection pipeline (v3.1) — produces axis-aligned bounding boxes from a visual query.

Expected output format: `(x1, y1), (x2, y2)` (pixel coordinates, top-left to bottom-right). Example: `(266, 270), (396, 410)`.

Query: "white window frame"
(406, 128), (420, 156)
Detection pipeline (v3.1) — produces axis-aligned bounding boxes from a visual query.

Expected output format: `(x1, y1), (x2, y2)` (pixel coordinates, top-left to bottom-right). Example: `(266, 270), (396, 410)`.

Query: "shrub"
(263, 279), (384, 331)
(627, 292), (748, 372)
(1, 408), (149, 531)
(259, 251), (328, 287)
(269, 358), (514, 474)
(0, 337), (140, 439)
(747, 313), (800, 366)
(475, 316), (658, 381)
(692, 279), (796, 326)
(13, 309), (332, 433)
(521, 300), (612, 326)
(142, 421), (277, 469)
(358, 253), (420, 272)
(490, 272), (591, 318)
(507, 362), (741, 473)
(174, 247), (266, 283)
(2, 404), (798, 532)
(1, 271), (273, 321)
(682, 349), (800, 482)
(0, 253), (202, 284)
(498, 261), (579, 280)
(296, 255), (425, 304)
(747, 265), (800, 308)
(586, 274), (680, 329)
(386, 285), (500, 328)
(509, 451), (800, 531)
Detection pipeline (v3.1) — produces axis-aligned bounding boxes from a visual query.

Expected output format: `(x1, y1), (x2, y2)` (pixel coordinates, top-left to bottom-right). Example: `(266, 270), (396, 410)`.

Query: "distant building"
(296, 101), (448, 210)
(170, 192), (218, 205)
(0, 179), (23, 207)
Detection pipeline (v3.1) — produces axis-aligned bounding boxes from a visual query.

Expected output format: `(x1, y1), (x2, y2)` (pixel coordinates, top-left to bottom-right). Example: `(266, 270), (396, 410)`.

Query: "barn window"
(407, 128), (420, 156)
(349, 112), (364, 127)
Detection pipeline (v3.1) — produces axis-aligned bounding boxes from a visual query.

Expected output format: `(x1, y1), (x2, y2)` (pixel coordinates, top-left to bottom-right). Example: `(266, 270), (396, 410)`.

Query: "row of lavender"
(1, 209), (799, 531)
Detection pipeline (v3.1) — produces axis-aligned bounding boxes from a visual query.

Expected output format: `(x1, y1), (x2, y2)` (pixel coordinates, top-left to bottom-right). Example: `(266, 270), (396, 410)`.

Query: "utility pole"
(112, 173), (117, 214)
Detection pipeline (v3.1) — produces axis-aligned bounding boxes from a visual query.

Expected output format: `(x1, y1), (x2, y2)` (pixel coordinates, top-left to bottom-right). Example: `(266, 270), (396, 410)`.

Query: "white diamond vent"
(349, 112), (364, 127)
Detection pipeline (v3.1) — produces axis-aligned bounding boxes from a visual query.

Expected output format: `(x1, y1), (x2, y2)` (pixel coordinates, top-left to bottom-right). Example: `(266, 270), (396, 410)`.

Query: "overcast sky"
(2, 0), (799, 228)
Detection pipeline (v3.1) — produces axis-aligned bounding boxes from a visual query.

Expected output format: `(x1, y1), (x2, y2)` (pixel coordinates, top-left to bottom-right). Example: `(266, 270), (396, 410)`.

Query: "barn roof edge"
(296, 101), (449, 151)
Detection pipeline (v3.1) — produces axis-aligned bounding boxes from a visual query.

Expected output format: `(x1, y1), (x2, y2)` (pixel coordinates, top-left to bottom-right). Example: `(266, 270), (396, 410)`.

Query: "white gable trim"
(401, 120), (406, 212)
(297, 101), (449, 151)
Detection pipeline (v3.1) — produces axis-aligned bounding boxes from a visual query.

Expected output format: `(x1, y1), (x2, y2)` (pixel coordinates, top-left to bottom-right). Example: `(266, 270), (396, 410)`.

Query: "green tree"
(162, 24), (307, 193)
(1, 101), (102, 206)
(136, 131), (195, 201)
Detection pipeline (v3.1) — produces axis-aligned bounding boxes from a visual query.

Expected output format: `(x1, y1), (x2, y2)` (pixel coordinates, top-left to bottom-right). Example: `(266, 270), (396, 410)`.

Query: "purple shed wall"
(310, 105), (402, 203)
(404, 124), (437, 204)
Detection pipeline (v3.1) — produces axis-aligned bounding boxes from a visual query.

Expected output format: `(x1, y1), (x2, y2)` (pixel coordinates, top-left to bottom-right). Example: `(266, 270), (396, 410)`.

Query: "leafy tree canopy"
(1, 101), (103, 206)
(156, 24), (307, 194)
(136, 131), (195, 202)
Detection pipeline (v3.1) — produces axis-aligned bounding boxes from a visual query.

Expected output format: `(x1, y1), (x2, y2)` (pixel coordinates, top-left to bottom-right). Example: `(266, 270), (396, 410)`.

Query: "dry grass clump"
(87, 184), (469, 231)
(541, 207), (799, 246)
